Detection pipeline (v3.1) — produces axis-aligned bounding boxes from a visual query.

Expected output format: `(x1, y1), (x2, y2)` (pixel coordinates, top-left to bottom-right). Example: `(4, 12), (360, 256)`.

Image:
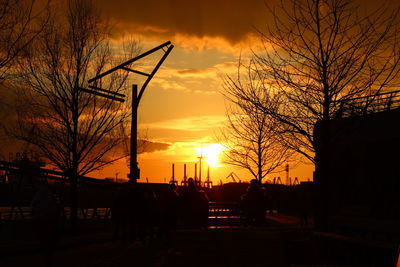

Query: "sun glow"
(197, 144), (225, 167)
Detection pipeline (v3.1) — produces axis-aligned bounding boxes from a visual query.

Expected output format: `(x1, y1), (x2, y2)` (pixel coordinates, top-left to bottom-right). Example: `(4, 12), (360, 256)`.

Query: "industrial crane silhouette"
(81, 41), (174, 183)
(226, 172), (241, 183)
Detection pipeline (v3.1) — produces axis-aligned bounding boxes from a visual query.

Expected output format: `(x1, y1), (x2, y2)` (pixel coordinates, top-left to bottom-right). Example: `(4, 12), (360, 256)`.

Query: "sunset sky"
(90, 0), (312, 184)
(88, 0), (399, 184)
(1, 0), (397, 184)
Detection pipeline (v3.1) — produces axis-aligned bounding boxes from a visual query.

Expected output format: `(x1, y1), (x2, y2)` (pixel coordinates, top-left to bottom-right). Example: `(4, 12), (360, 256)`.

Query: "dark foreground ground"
(0, 215), (398, 267)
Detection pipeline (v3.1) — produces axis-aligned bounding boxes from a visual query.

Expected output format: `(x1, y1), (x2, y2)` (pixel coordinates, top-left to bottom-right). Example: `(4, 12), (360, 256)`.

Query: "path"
(1, 228), (288, 267)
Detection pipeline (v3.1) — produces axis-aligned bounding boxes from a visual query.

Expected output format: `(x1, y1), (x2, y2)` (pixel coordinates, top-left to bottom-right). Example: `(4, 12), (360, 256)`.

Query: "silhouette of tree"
(221, 60), (292, 185)
(12, 0), (139, 231)
(0, 0), (48, 81)
(227, 0), (400, 163)
(0, 0), (48, 154)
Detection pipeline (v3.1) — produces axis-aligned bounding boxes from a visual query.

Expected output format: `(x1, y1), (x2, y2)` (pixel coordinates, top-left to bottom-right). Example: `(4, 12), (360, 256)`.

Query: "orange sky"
(88, 0), (321, 184)
(91, 0), (400, 184)
(3, 0), (396, 184)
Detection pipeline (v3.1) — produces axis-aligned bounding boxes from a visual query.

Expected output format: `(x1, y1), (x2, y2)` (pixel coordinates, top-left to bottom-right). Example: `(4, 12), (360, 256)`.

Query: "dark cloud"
(140, 140), (170, 154)
(96, 0), (400, 45)
(96, 0), (270, 44)
(177, 68), (209, 75)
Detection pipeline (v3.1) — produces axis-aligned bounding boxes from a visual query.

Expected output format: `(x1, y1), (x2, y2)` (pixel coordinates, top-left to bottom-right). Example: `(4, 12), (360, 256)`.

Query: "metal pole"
(286, 164), (289, 185)
(88, 41), (171, 83)
(194, 163), (197, 183)
(171, 163), (175, 184)
(183, 163), (187, 185)
(199, 157), (202, 187)
(82, 42), (174, 183)
(129, 84), (138, 183)
(206, 165), (210, 188)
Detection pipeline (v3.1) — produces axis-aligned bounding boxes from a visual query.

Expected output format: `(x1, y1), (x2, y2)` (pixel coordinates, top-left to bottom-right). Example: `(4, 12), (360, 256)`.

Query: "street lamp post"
(81, 41), (174, 183)
(129, 84), (139, 181)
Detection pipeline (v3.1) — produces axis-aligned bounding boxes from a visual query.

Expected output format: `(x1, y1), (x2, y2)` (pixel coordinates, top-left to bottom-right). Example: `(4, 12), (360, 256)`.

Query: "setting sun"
(197, 144), (225, 167)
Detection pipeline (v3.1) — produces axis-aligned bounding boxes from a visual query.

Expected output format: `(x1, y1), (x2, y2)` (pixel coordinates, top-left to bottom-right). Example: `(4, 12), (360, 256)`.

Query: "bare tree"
(0, 0), (48, 81)
(225, 0), (400, 229)
(227, 0), (400, 163)
(0, 0), (48, 158)
(13, 0), (139, 230)
(222, 60), (292, 184)
(223, 0), (400, 229)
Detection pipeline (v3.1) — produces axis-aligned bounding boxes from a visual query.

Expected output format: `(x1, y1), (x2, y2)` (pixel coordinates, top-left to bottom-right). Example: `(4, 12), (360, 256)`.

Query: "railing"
(1, 202), (248, 229)
(0, 160), (116, 185)
(208, 202), (242, 227)
(335, 90), (400, 118)
(0, 206), (112, 222)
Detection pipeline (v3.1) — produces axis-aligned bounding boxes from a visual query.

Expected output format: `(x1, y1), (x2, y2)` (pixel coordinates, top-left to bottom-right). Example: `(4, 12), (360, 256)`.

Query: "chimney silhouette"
(183, 163), (187, 185)
(171, 163), (175, 184)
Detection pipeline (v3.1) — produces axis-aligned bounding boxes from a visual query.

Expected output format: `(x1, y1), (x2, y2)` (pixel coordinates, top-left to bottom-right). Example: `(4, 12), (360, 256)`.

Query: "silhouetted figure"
(158, 183), (180, 238)
(264, 183), (280, 217)
(241, 179), (266, 226)
(126, 182), (142, 243)
(198, 189), (209, 229)
(264, 184), (275, 216)
(112, 182), (151, 245)
(298, 184), (312, 227)
(137, 186), (157, 244)
(111, 184), (130, 243)
(180, 178), (209, 229)
(31, 178), (60, 267)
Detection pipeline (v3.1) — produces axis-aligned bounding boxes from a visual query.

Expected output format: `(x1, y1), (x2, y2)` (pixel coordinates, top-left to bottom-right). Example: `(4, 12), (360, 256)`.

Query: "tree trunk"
(314, 91), (331, 230)
(70, 86), (79, 233)
(70, 171), (78, 233)
(258, 138), (263, 185)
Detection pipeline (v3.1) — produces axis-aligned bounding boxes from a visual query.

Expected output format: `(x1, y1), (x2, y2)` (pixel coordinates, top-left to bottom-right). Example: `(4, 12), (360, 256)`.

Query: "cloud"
(177, 68), (208, 75)
(141, 60), (239, 96)
(141, 115), (226, 132)
(99, 0), (400, 54)
(172, 62), (238, 77)
(141, 140), (171, 153)
(137, 115), (227, 145)
(97, 0), (271, 48)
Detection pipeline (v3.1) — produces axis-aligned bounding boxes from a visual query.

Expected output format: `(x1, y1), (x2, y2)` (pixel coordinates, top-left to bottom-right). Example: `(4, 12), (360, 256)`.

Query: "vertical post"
(199, 158), (202, 187)
(171, 163), (175, 184)
(130, 84), (138, 183)
(183, 163), (187, 185)
(285, 164), (289, 185)
(194, 163), (197, 184)
(206, 165), (211, 188)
